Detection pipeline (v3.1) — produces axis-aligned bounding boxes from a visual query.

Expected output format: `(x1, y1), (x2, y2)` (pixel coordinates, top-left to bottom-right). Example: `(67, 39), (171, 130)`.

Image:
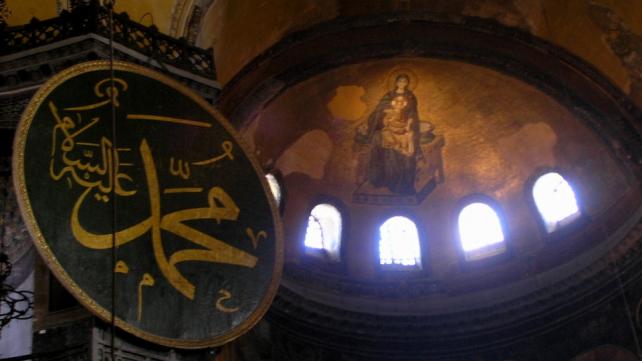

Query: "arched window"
(265, 173), (282, 206)
(379, 216), (422, 269)
(532, 172), (580, 233)
(304, 203), (342, 261)
(458, 202), (506, 261)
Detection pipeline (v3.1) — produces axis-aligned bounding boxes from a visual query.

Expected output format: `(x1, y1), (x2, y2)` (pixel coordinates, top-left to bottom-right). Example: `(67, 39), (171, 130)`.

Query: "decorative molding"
(0, 1), (216, 79)
(169, 0), (190, 38)
(0, 35), (221, 129)
(268, 217), (642, 358)
(184, 5), (202, 45)
(0, 0), (10, 27)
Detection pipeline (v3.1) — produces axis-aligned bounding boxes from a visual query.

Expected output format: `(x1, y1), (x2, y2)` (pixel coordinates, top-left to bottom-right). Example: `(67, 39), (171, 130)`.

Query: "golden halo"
(385, 67), (419, 91)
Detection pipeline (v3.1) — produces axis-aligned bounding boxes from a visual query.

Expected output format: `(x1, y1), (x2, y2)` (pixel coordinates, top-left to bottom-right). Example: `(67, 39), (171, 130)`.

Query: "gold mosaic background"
(242, 58), (630, 279)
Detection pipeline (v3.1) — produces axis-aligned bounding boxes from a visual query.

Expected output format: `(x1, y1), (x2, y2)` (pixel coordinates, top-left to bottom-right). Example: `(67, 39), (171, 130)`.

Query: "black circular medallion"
(13, 61), (283, 348)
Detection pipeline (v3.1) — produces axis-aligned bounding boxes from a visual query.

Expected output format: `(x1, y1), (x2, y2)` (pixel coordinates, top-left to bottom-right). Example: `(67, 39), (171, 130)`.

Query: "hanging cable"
(106, 0), (118, 360)
(615, 269), (642, 358)
(609, 249), (642, 359)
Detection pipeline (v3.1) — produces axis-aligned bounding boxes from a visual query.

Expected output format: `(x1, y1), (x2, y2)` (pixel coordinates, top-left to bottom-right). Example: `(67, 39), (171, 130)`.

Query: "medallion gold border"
(12, 60), (284, 349)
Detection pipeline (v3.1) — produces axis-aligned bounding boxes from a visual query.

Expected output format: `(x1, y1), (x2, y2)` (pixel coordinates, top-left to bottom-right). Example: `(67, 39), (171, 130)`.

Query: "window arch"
(265, 173), (282, 206)
(532, 172), (580, 233)
(304, 203), (342, 261)
(378, 216), (422, 269)
(458, 202), (506, 261)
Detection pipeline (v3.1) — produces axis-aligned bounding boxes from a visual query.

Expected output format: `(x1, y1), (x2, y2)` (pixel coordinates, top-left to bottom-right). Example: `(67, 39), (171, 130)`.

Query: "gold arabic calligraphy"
(49, 78), (266, 318)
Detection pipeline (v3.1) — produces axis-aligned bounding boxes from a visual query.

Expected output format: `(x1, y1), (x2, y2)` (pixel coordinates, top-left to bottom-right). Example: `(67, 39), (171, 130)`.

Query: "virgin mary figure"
(355, 73), (421, 195)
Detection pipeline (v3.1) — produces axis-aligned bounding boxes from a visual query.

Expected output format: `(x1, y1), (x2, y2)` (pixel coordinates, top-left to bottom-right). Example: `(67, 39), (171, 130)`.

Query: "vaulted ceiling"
(3, 1), (642, 358)
(4, 0), (642, 109)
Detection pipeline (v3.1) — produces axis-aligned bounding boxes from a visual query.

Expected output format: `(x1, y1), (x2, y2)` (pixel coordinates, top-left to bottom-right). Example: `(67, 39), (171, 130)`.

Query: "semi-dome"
(220, 11), (642, 359)
(1, 1), (642, 360)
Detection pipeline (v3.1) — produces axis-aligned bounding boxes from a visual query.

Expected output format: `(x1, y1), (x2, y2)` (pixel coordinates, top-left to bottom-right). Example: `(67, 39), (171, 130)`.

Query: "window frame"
(299, 196), (349, 272)
(375, 210), (429, 275)
(526, 168), (587, 240)
(454, 194), (512, 269)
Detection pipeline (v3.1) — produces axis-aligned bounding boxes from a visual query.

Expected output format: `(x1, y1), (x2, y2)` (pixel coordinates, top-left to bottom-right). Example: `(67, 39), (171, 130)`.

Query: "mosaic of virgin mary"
(354, 70), (444, 205)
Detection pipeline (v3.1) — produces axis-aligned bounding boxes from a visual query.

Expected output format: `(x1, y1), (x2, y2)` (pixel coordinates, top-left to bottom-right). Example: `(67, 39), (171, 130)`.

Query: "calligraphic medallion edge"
(12, 60), (284, 349)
